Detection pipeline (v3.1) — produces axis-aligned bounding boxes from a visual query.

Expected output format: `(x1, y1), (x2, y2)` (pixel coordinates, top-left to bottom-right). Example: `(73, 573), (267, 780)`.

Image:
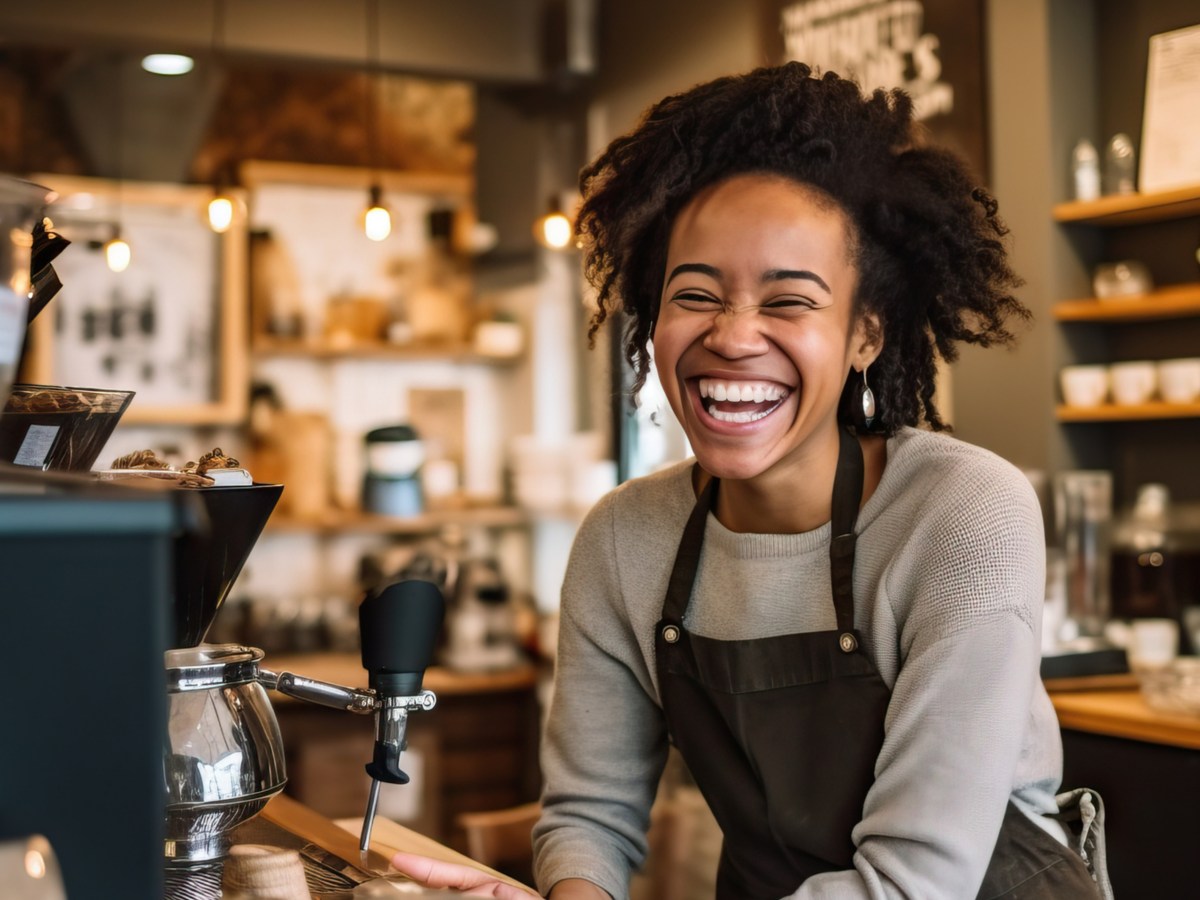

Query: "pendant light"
(362, 0), (390, 241)
(534, 197), (575, 250)
(206, 0), (241, 233)
(104, 226), (132, 272)
(208, 192), (235, 233)
(106, 52), (131, 273)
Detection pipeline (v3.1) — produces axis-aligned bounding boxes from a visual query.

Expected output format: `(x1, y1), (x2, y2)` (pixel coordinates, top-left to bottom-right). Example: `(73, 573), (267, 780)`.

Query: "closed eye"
(761, 295), (819, 316)
(670, 292), (722, 311)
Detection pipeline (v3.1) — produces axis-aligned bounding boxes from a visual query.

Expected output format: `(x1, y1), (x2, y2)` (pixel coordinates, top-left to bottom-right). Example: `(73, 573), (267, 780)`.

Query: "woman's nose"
(702, 307), (770, 358)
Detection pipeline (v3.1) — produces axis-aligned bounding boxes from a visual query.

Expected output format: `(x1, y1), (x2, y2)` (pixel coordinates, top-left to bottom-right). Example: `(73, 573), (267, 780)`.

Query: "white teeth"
(696, 378), (791, 425)
(709, 407), (773, 423)
(698, 379), (789, 404)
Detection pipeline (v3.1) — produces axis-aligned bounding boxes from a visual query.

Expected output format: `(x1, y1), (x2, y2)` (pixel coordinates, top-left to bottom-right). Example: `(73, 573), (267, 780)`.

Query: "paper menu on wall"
(1139, 23), (1200, 194)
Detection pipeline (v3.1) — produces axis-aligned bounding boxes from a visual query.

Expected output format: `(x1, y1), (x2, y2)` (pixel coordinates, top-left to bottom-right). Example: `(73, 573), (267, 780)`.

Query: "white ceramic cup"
(1109, 360), (1157, 405)
(1128, 618), (1179, 671)
(1157, 358), (1200, 404)
(1059, 365), (1109, 407)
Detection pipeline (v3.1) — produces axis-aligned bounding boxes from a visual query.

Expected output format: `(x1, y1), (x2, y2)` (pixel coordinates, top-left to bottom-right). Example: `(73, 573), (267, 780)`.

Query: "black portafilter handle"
(359, 578), (445, 785)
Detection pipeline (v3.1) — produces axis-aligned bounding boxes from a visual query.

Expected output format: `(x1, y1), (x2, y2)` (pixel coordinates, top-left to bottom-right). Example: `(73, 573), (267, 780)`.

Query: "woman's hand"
(389, 852), (541, 899)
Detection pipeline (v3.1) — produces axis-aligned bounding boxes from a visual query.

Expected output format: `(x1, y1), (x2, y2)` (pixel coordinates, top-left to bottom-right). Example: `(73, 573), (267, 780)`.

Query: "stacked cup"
(1061, 358), (1200, 407)
(1157, 358), (1200, 404)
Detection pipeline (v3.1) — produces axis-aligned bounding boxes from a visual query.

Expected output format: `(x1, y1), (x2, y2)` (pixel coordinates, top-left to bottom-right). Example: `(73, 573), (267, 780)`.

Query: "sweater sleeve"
(532, 493), (670, 900)
(785, 465), (1049, 900)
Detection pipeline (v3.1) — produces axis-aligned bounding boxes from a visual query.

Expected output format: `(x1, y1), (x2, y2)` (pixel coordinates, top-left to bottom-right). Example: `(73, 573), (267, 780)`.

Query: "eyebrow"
(666, 263), (831, 295)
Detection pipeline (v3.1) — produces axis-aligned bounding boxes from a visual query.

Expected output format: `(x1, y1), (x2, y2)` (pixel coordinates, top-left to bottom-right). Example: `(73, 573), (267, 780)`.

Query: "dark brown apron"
(654, 428), (1100, 899)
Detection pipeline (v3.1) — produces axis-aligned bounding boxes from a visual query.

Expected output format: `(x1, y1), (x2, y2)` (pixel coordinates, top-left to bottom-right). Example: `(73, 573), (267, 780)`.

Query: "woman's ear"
(852, 312), (884, 371)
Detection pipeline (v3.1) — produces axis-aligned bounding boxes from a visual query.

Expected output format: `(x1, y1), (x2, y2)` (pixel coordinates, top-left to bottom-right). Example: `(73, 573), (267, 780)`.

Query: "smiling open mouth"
(697, 378), (791, 424)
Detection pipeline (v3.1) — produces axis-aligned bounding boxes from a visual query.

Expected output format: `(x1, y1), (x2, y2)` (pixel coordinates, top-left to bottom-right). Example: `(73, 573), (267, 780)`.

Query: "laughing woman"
(393, 63), (1110, 900)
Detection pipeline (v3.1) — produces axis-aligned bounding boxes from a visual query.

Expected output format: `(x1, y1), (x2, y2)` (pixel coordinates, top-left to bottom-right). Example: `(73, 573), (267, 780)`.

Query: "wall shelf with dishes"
(224, 160), (541, 639)
(1052, 169), (1200, 501)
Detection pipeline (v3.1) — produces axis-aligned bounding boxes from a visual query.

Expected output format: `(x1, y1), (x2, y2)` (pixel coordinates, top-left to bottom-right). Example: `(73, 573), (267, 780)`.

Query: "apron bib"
(653, 428), (1100, 899)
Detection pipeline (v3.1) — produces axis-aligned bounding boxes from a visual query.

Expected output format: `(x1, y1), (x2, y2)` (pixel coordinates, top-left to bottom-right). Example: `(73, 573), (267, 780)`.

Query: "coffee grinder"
(163, 480), (445, 864)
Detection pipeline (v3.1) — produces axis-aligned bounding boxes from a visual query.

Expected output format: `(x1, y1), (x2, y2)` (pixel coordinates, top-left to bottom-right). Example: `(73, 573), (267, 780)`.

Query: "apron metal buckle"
(838, 632), (858, 653)
(663, 624), (681, 644)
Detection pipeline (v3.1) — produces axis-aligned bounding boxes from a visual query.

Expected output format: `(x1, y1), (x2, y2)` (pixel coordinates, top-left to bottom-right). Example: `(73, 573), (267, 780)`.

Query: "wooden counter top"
(264, 652), (539, 705)
(260, 792), (532, 893)
(1046, 679), (1200, 750)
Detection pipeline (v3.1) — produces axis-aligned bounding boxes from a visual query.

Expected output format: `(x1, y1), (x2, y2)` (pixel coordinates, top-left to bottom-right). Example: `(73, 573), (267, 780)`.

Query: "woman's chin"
(691, 448), (775, 483)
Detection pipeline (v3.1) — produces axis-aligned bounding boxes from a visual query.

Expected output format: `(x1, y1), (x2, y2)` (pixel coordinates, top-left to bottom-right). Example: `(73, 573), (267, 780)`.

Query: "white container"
(1060, 365), (1109, 407)
(1109, 361), (1157, 405)
(1129, 618), (1179, 671)
(473, 320), (524, 359)
(1072, 139), (1101, 202)
(1157, 358), (1200, 404)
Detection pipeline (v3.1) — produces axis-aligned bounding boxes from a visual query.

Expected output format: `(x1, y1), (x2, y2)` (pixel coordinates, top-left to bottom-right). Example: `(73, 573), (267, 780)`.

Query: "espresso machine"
(162, 481), (446, 874)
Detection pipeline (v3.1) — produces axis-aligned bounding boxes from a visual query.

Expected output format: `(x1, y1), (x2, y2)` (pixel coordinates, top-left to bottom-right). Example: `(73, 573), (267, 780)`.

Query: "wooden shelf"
(264, 504), (528, 535)
(252, 337), (519, 365)
(1056, 401), (1200, 422)
(1052, 182), (1200, 226)
(1053, 283), (1200, 322)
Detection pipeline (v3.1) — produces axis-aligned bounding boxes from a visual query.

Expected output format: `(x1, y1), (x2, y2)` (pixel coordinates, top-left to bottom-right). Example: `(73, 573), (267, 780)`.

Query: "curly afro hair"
(577, 61), (1028, 434)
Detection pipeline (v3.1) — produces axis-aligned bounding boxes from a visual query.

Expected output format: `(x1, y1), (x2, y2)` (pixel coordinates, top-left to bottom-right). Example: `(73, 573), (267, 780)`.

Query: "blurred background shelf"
(1053, 284), (1200, 321)
(1056, 402), (1200, 422)
(252, 337), (521, 365)
(265, 505), (530, 535)
(1052, 183), (1200, 226)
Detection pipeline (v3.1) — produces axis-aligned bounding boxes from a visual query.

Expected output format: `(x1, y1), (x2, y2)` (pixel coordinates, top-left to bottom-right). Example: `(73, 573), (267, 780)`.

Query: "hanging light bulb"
(534, 198), (574, 250)
(105, 227), (131, 273)
(363, 184), (392, 241)
(360, 0), (393, 242)
(540, 211), (573, 249)
(208, 192), (234, 233)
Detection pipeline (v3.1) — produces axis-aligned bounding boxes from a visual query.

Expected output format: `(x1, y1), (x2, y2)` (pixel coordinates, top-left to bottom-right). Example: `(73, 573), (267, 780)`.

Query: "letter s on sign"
(913, 32), (942, 83)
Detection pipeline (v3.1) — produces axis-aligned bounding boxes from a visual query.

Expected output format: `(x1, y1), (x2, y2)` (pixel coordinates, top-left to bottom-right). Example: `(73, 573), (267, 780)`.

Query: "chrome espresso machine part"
(164, 481), (445, 866)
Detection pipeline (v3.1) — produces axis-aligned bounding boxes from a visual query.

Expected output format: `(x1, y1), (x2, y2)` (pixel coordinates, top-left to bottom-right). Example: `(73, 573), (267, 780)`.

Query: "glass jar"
(1110, 483), (1200, 654)
(1054, 471), (1113, 638)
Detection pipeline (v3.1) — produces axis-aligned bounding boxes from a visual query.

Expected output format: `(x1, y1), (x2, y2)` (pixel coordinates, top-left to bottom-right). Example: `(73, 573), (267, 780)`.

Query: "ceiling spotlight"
(141, 54), (195, 76)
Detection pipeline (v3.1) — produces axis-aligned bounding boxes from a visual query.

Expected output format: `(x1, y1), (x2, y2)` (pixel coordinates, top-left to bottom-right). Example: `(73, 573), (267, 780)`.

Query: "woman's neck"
(705, 432), (887, 535)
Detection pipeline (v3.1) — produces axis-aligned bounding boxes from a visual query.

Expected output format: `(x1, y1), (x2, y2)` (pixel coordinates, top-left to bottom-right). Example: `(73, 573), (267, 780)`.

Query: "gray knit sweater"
(532, 427), (1065, 900)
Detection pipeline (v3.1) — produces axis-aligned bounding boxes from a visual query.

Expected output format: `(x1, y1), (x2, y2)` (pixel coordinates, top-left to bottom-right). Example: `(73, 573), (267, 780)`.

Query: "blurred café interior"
(1, 0), (1199, 897)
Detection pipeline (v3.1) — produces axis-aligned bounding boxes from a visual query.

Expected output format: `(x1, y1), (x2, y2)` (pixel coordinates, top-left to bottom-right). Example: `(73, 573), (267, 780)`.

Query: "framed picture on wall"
(759, 0), (990, 183)
(23, 176), (248, 425)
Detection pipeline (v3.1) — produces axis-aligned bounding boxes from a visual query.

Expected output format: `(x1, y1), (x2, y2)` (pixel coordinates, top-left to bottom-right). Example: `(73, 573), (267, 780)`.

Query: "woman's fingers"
(390, 852), (489, 889)
(389, 851), (540, 898)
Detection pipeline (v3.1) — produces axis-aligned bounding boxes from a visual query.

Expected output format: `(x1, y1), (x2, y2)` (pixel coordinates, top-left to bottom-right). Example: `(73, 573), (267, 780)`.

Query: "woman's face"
(653, 173), (878, 483)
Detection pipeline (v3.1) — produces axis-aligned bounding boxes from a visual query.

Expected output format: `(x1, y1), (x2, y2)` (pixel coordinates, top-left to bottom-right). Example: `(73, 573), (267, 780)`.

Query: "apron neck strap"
(662, 471), (716, 624)
(830, 427), (864, 636)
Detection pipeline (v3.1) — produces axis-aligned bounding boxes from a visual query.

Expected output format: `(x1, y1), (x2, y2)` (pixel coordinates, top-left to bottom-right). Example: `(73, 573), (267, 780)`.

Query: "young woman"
(393, 63), (1108, 900)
